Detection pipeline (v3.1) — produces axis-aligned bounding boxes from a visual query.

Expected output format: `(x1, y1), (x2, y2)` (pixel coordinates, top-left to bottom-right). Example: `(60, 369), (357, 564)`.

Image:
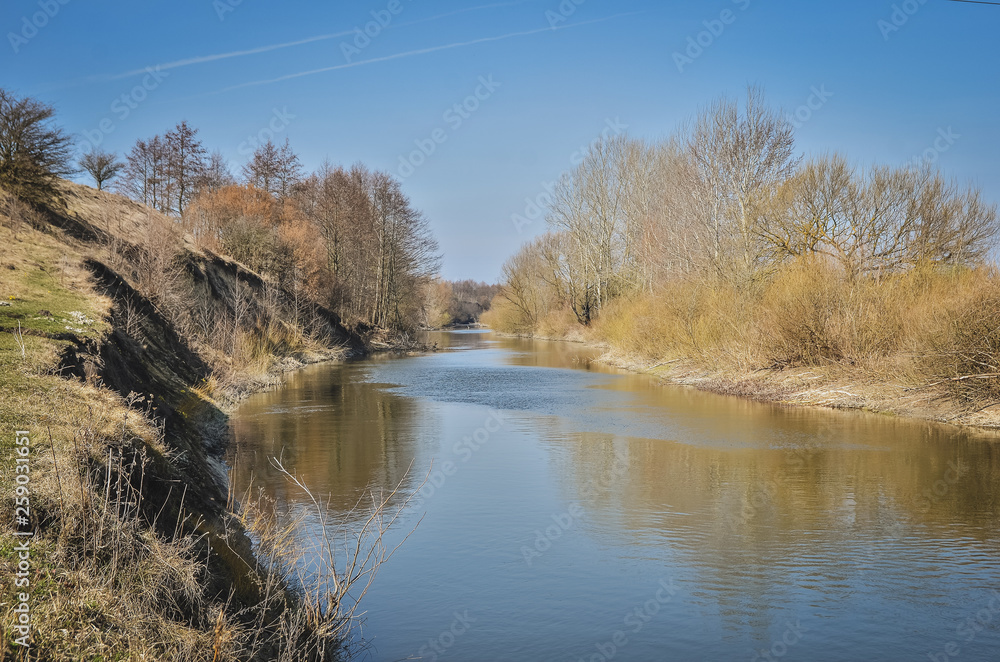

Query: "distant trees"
(79, 148), (124, 191)
(182, 161), (440, 330)
(242, 138), (302, 198)
(447, 280), (501, 324)
(491, 86), (1000, 335)
(291, 164), (440, 328)
(0, 88), (75, 201)
(118, 121), (208, 215)
(419, 279), (501, 327)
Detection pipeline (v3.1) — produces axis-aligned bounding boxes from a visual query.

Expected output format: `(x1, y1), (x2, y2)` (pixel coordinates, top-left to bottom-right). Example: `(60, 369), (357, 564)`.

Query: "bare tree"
(118, 122), (207, 216)
(687, 85), (799, 283)
(242, 138), (301, 199)
(644, 138), (716, 281)
(231, 458), (425, 658)
(165, 120), (207, 216)
(496, 233), (563, 331)
(276, 138), (303, 198)
(0, 88), (75, 201)
(545, 135), (655, 321)
(202, 150), (236, 192)
(757, 154), (1000, 277)
(79, 148), (123, 191)
(118, 135), (171, 212)
(242, 140), (280, 196)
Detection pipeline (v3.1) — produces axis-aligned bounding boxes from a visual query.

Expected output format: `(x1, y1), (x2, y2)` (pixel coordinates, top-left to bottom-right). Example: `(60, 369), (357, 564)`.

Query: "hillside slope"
(0, 181), (366, 659)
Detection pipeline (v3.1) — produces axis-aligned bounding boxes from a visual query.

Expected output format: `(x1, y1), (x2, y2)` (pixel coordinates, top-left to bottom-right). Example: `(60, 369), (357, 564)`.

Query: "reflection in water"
(229, 357), (439, 516)
(230, 330), (1000, 661)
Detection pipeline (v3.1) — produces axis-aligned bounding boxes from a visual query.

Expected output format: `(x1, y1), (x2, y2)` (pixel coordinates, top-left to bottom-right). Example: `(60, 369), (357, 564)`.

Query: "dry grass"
(0, 210), (220, 658)
(479, 296), (524, 335)
(499, 258), (1000, 423)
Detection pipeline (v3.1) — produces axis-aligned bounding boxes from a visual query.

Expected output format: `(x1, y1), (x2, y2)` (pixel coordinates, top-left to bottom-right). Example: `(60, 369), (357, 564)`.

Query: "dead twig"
(12, 320), (26, 358)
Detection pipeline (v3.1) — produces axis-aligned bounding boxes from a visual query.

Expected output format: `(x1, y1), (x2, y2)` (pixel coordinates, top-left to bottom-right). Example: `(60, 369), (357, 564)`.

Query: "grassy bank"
(0, 182), (379, 659)
(485, 260), (1000, 428)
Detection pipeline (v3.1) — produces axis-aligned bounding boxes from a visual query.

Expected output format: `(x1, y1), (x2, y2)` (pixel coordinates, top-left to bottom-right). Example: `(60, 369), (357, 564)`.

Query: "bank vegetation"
(1, 87), (432, 659)
(485, 87), (1000, 425)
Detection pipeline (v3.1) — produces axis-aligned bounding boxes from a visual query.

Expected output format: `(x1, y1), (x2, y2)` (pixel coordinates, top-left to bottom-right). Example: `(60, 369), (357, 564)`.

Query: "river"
(229, 330), (1000, 661)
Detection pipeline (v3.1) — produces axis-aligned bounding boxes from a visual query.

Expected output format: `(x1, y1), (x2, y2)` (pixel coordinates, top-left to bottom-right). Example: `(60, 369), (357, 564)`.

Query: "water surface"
(230, 330), (1000, 661)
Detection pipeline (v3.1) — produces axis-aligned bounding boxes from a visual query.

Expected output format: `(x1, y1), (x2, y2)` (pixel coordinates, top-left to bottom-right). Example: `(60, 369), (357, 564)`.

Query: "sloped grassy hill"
(0, 181), (364, 659)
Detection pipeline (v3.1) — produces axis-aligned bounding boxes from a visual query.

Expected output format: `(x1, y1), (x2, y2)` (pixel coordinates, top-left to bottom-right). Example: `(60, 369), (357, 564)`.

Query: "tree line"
(487, 87), (1000, 406)
(0, 87), (441, 332)
(422, 279), (501, 327)
(492, 86), (998, 332)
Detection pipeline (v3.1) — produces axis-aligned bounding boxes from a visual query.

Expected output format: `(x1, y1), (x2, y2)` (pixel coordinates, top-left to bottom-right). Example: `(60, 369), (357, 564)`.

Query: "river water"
(229, 330), (1000, 661)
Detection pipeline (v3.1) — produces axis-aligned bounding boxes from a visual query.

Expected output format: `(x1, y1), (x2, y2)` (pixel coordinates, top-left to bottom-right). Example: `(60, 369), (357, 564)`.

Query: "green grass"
(0, 223), (106, 457)
(0, 244), (107, 338)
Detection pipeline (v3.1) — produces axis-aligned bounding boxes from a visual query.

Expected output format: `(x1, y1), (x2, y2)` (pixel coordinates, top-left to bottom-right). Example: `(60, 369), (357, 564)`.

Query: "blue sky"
(3, 0), (999, 281)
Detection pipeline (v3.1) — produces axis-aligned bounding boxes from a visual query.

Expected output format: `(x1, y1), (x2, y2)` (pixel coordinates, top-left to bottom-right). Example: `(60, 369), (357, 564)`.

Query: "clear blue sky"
(3, 0), (998, 281)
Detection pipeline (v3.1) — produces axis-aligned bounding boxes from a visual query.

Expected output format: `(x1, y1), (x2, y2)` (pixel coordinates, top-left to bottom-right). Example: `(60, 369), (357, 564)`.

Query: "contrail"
(53, 0), (537, 89)
(108, 32), (355, 81)
(220, 12), (644, 93)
